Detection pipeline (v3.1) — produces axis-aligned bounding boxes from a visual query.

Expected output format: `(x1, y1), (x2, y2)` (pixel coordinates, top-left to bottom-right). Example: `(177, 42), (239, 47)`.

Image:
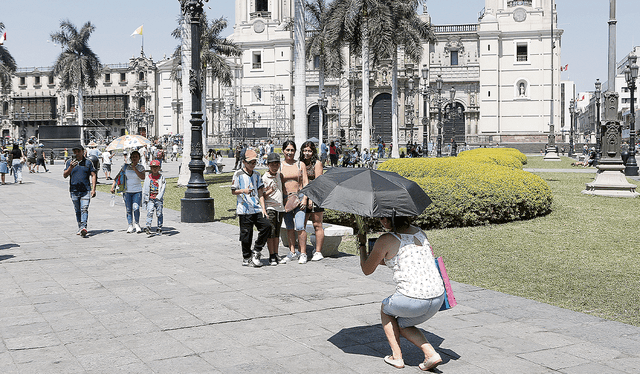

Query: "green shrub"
(458, 147), (527, 168)
(324, 149), (551, 230)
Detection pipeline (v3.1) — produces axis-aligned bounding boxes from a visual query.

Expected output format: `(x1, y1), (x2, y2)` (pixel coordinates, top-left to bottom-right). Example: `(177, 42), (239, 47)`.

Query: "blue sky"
(1, 0), (638, 93)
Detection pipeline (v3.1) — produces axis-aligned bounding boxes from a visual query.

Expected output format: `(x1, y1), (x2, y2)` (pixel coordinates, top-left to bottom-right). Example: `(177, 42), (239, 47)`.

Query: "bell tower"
(231, 0), (295, 140)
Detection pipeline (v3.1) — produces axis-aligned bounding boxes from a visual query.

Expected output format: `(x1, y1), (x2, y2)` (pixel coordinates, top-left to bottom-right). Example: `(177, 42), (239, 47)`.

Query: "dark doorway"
(372, 93), (392, 144)
(307, 105), (327, 141)
(442, 102), (465, 144)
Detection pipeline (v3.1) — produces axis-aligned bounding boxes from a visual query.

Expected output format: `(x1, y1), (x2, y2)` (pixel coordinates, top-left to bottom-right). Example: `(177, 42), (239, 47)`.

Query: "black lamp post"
(15, 106), (30, 144)
(421, 67), (429, 157)
(318, 88), (327, 143)
(248, 110), (261, 142)
(594, 79), (602, 166)
(406, 77), (415, 147)
(624, 51), (638, 176)
(180, 0), (215, 223)
(568, 99), (575, 157)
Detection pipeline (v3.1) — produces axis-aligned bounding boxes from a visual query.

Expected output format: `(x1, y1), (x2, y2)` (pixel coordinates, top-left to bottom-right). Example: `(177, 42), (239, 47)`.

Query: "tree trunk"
(361, 18), (370, 152)
(319, 56), (325, 145)
(391, 48), (399, 158)
(78, 87), (84, 145)
(178, 16), (192, 187)
(294, 0), (307, 153)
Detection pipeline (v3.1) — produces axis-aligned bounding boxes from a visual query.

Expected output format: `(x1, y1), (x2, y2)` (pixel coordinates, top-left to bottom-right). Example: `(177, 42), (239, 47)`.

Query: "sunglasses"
(246, 160), (257, 165)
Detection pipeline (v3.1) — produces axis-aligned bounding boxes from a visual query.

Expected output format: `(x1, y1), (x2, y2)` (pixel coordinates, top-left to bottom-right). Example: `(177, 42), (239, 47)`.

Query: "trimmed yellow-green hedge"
(324, 148), (552, 230)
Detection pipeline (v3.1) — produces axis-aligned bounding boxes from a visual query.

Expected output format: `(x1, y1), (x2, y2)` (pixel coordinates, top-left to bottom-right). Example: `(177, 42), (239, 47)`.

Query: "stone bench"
(280, 221), (353, 257)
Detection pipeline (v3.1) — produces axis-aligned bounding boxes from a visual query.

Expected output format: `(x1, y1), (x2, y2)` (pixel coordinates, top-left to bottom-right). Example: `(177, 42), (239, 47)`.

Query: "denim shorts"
(284, 206), (306, 231)
(382, 292), (445, 328)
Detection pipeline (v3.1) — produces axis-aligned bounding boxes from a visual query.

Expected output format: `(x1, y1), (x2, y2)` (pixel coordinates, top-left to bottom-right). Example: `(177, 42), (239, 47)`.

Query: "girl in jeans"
(111, 150), (146, 233)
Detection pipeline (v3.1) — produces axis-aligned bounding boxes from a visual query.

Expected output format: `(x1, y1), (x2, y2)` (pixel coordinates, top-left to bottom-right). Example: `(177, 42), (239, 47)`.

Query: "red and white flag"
(560, 64), (569, 71)
(0, 32), (6, 45)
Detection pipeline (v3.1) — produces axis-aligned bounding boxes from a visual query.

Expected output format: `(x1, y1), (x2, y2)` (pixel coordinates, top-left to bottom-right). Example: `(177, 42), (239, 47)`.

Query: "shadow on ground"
(328, 325), (459, 370)
(0, 243), (20, 250)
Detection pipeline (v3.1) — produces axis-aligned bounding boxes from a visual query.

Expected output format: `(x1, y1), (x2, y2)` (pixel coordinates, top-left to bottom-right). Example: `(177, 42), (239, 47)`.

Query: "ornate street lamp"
(14, 106), (30, 144)
(318, 88), (327, 143)
(248, 110), (261, 142)
(179, 0), (215, 223)
(594, 79), (602, 165)
(569, 99), (575, 157)
(406, 77), (415, 147)
(423, 75), (456, 158)
(421, 67), (429, 157)
(624, 51), (638, 176)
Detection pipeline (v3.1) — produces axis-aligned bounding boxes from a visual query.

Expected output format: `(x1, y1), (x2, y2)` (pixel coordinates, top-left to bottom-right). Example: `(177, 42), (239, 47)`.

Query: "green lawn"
(98, 165), (640, 326)
(525, 154), (585, 169)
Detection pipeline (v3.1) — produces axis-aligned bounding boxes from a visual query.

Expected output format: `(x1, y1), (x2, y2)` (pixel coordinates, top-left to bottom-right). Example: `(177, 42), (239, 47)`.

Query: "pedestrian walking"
(142, 160), (165, 235)
(110, 150), (146, 233)
(261, 152), (285, 265)
(35, 145), (49, 172)
(9, 143), (24, 184)
(63, 144), (97, 237)
(25, 139), (36, 173)
(102, 149), (113, 180)
(0, 147), (9, 184)
(231, 149), (270, 267)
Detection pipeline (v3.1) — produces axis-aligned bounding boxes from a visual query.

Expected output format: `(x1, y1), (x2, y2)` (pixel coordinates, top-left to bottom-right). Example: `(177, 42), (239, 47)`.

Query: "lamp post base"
(181, 198), (215, 223)
(583, 161), (639, 198)
(624, 153), (639, 176)
(543, 146), (561, 161)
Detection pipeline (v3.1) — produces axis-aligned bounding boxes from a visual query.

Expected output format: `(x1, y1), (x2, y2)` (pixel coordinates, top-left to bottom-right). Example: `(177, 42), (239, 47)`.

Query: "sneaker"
(76, 228), (82, 235)
(126, 225), (134, 233)
(269, 255), (280, 266)
(249, 252), (263, 267)
(280, 251), (300, 264)
(144, 226), (151, 235)
(311, 252), (324, 261)
(134, 223), (142, 233)
(156, 228), (162, 235)
(80, 228), (88, 237)
(242, 258), (250, 266)
(298, 253), (308, 264)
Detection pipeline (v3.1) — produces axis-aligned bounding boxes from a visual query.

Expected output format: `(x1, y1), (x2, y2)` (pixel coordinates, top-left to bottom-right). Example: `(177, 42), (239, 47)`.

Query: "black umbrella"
(300, 168), (431, 217)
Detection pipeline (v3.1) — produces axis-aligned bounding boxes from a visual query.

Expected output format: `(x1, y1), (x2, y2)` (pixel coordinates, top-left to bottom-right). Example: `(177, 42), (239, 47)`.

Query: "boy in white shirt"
(261, 152), (286, 265)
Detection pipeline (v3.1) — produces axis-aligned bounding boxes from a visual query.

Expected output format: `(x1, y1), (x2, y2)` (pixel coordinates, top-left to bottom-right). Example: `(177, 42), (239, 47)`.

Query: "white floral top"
(384, 230), (445, 299)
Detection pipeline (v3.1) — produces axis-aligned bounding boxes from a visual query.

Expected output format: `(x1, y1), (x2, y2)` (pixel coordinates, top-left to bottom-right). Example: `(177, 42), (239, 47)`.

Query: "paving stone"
(1, 162), (640, 373)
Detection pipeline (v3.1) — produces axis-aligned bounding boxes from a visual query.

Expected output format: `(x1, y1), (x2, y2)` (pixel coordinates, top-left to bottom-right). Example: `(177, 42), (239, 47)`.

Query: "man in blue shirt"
(63, 144), (97, 237)
(231, 149), (270, 267)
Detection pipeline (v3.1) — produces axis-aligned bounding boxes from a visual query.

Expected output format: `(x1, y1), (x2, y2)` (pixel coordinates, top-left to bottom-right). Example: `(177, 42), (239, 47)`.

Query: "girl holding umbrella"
(110, 150), (146, 233)
(359, 214), (445, 371)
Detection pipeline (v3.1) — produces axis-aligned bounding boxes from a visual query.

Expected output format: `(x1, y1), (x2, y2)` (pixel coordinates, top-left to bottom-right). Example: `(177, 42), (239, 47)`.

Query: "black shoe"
(156, 228), (162, 235)
(144, 226), (151, 235)
(269, 254), (280, 266)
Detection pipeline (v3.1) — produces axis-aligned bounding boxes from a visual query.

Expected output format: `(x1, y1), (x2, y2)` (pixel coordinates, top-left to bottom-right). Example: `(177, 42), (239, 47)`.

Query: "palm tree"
(0, 22), (17, 93)
(51, 20), (101, 145)
(171, 12), (241, 186)
(326, 0), (394, 152)
(388, 0), (434, 157)
(305, 0), (344, 143)
(294, 0), (307, 148)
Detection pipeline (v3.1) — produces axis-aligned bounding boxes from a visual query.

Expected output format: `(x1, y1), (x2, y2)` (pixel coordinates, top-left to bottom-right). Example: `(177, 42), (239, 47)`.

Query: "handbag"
(435, 256), (457, 311)
(284, 161), (303, 212)
(284, 192), (302, 212)
(113, 166), (127, 194)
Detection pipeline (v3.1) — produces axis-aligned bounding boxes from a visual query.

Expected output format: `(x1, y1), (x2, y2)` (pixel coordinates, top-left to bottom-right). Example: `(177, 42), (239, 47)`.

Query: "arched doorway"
(307, 105), (327, 140)
(372, 93), (392, 144)
(442, 102), (465, 144)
